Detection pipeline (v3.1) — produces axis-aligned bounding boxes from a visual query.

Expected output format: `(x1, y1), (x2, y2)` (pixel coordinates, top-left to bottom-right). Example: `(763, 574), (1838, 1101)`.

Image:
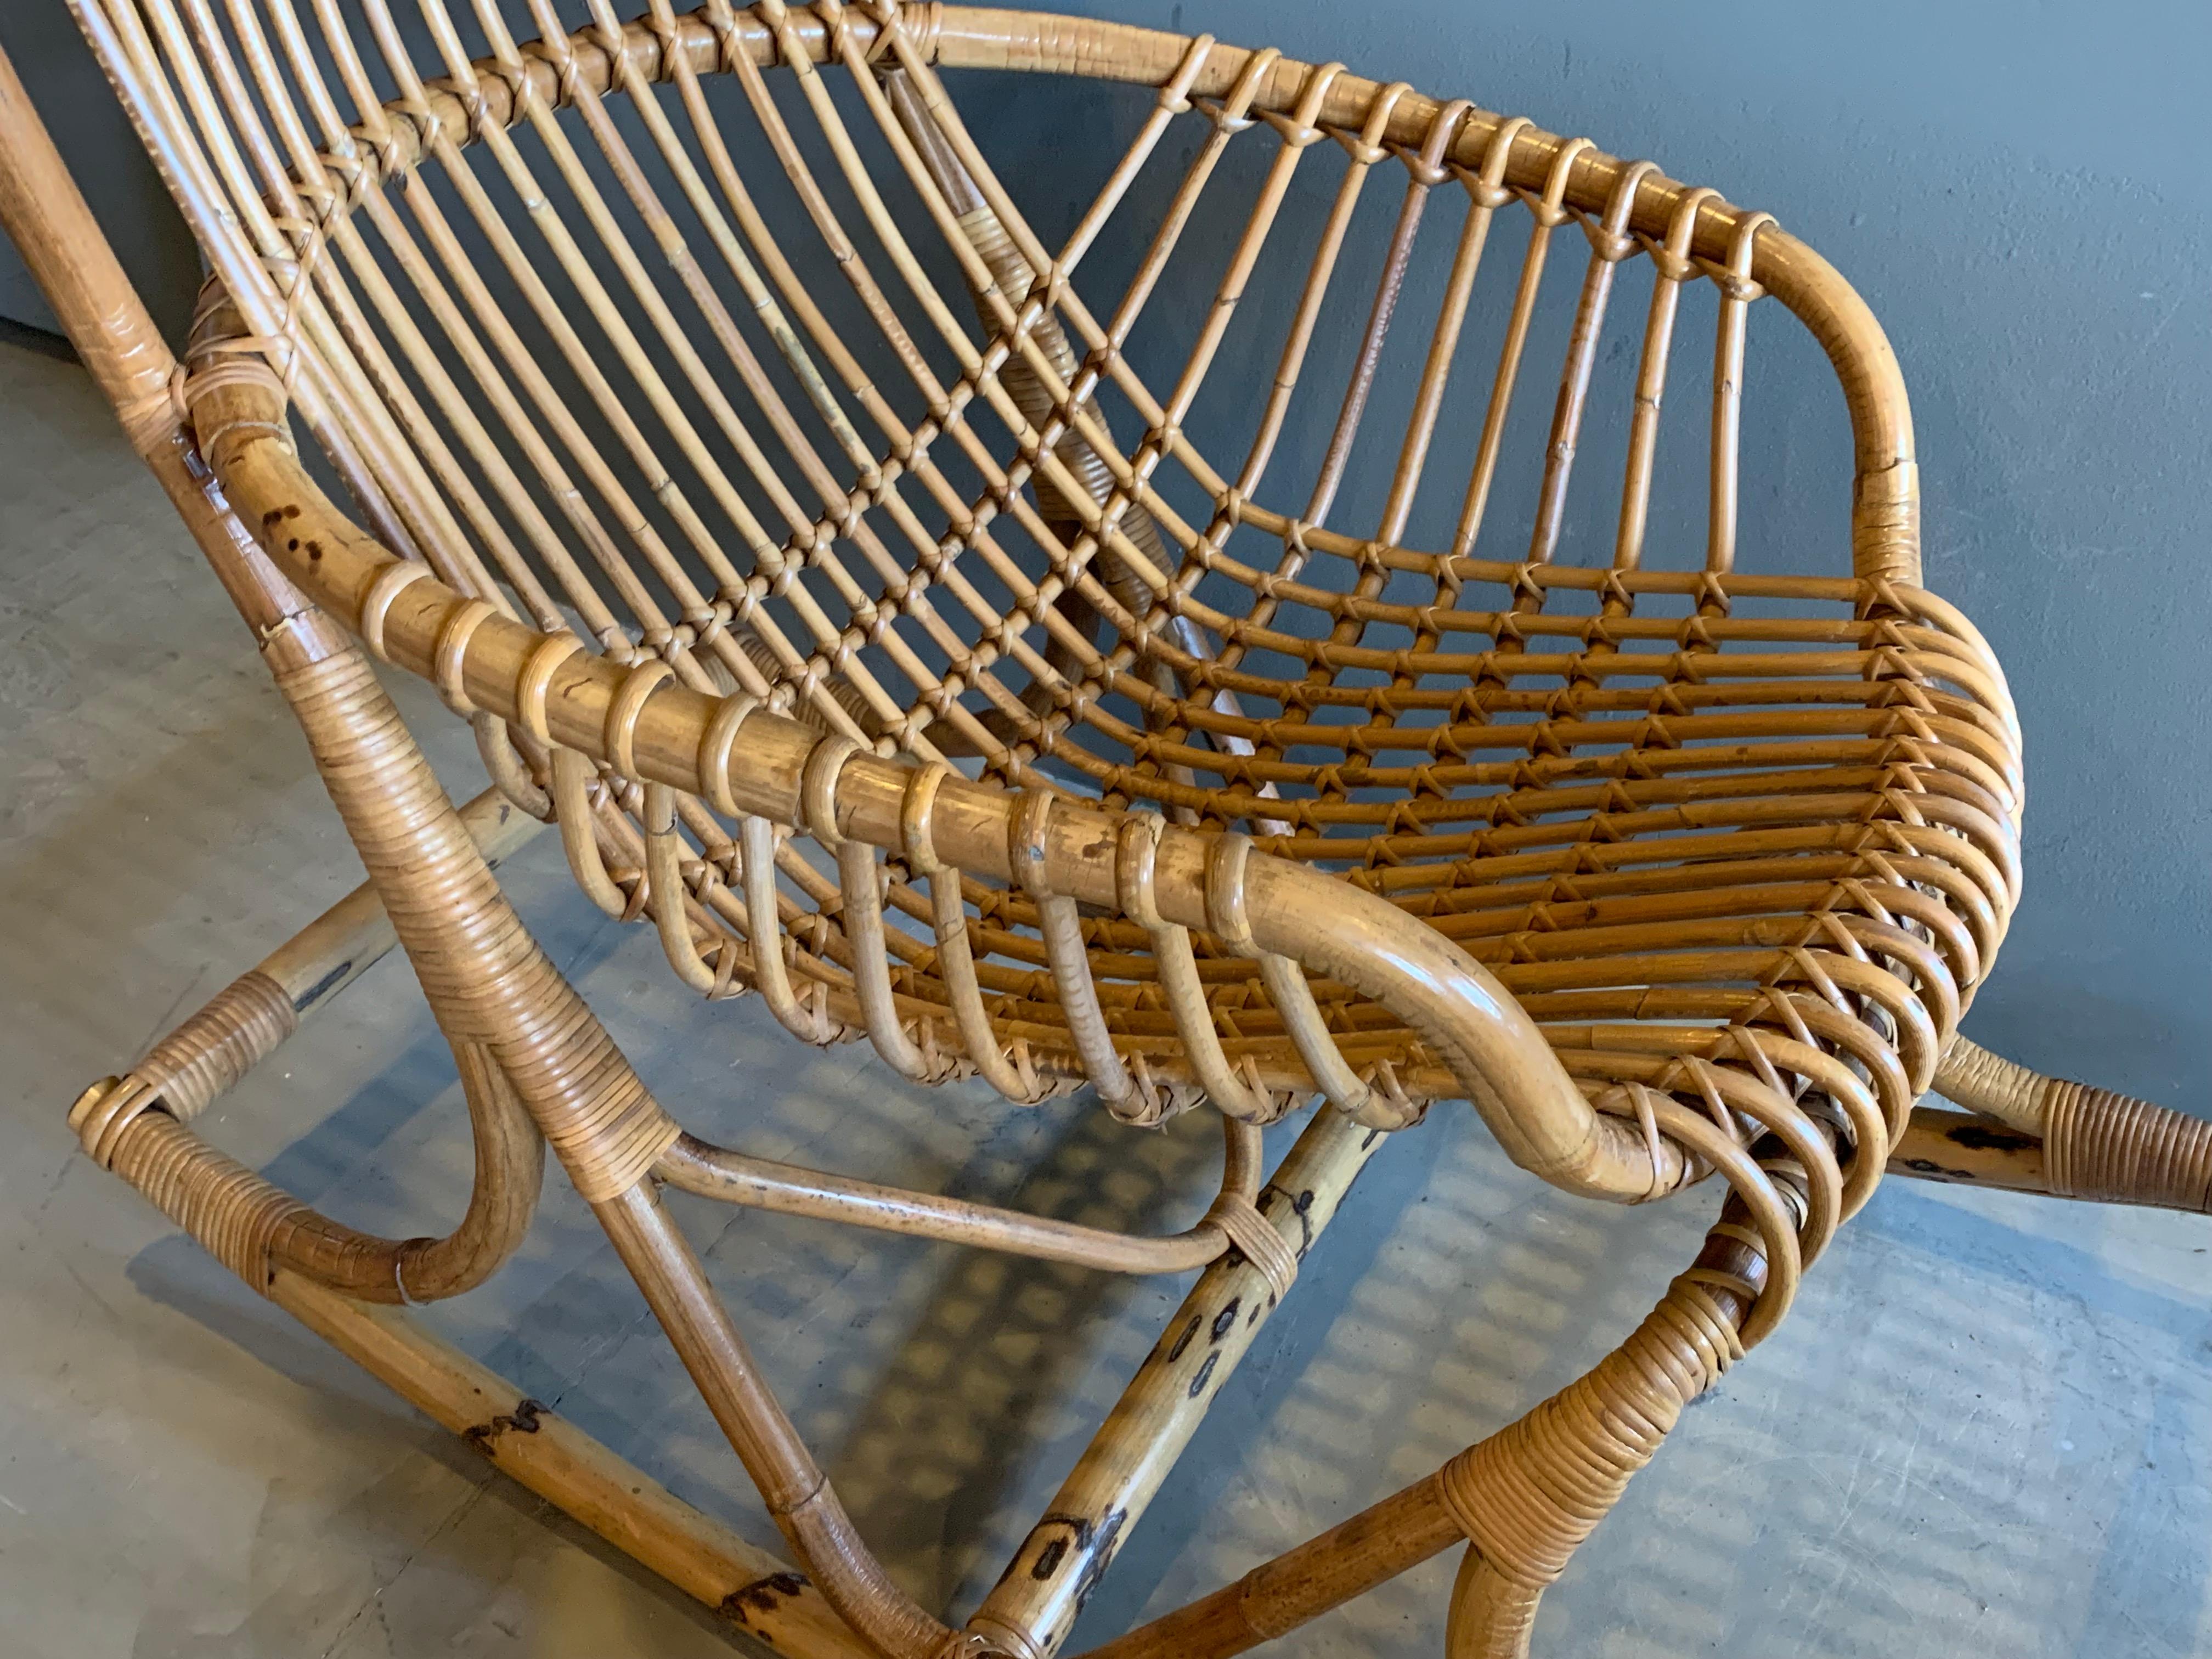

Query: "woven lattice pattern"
(112, 0), (2014, 1180)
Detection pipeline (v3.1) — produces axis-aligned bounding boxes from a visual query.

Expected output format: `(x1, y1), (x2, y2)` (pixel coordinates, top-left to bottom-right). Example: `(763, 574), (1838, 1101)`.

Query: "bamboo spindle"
(968, 1105), (1383, 1659)
(657, 1116), (1268, 1276)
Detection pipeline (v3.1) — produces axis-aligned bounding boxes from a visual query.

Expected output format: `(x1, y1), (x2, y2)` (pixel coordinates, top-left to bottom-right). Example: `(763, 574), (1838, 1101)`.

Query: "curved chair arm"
(189, 363), (1684, 1207)
(69, 1032), (543, 1304)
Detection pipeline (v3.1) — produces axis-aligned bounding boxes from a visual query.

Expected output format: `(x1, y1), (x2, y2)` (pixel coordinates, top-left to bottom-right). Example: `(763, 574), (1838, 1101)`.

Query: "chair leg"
(245, 608), (979, 1656)
(594, 1180), (961, 1657)
(94, 590), (960, 1653)
(966, 1107), (1385, 1659)
(1891, 1035), (2212, 1214)
(1442, 1553), (1546, 1659)
(256, 612), (682, 1193)
(1430, 1243), (1757, 1658)
(0, 48), (949, 1655)
(270, 1272), (872, 1656)
(57, 771), (877, 1654)
(1071, 1205), (1772, 1659)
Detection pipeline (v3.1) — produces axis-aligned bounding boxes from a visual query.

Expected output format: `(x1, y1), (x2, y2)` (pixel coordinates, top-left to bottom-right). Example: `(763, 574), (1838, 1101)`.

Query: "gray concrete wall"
(4, 0), (2206, 1108)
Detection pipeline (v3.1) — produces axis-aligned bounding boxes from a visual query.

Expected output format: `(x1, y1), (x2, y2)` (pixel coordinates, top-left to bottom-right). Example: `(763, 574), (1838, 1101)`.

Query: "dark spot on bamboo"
(1025, 1513), (1096, 1583)
(284, 504), (300, 518)
(1945, 1122), (2037, 1153)
(1070, 1510), (1126, 1613)
(1901, 1156), (1977, 1182)
(305, 539), (323, 562)
(1188, 1351), (1220, 1397)
(721, 1570), (809, 1622)
(1211, 1299), (1239, 1341)
(461, 1396), (546, 1452)
(1165, 1313), (1200, 1361)
(292, 960), (351, 1012)
(286, 538), (298, 550)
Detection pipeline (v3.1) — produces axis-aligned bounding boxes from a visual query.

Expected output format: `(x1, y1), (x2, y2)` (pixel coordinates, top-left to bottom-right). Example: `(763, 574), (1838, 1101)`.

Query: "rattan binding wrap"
(1934, 1036), (2212, 1214)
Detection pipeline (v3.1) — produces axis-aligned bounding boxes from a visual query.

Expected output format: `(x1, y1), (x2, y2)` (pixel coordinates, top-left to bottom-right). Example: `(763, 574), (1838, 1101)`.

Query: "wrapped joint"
(604, 657), (678, 782)
(2042, 1081), (2212, 1214)
(1200, 1189), (1298, 1302)
(67, 970), (298, 1166)
(1853, 458), (1922, 588)
(358, 560), (433, 663)
(514, 631), (588, 746)
(103, 1111), (306, 1291)
(1434, 1272), (1741, 1590)
(800, 732), (866, 850)
(533, 1057), (680, 1205)
(1931, 1032), (2043, 1131)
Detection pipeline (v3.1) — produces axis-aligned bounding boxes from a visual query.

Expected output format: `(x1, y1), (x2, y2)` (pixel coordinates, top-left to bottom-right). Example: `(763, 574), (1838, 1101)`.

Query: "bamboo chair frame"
(5, 4), (2207, 1654)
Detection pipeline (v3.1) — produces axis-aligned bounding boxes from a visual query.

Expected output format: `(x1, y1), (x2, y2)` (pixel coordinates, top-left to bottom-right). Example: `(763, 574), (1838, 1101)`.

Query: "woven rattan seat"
(12, 3), (2198, 1656)
(169, 0), (2014, 1154)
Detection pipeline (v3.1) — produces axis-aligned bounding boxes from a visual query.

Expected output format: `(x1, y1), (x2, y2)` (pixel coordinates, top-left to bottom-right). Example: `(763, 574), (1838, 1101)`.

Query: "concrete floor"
(3, 331), (2210, 1658)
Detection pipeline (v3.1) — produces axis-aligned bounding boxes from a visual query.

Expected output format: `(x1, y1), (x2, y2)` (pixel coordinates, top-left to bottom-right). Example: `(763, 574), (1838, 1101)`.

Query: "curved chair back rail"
(105, 2), (1922, 585)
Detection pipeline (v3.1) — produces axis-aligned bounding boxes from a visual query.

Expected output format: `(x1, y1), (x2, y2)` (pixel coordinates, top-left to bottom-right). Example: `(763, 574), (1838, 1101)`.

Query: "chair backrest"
(77, 1), (1922, 788)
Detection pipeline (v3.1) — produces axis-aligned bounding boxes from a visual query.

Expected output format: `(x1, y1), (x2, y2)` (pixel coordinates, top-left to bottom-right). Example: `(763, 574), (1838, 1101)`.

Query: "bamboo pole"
(594, 1182), (961, 1658)
(1893, 1097), (2212, 1215)
(270, 1270), (871, 1658)
(1886, 1106), (2049, 1195)
(967, 1105), (1384, 1658)
(656, 1116), (1262, 1277)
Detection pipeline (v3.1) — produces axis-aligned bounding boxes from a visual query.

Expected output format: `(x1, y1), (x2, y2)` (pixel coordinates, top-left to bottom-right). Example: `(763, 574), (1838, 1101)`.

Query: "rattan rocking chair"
(6, 2), (2207, 1654)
